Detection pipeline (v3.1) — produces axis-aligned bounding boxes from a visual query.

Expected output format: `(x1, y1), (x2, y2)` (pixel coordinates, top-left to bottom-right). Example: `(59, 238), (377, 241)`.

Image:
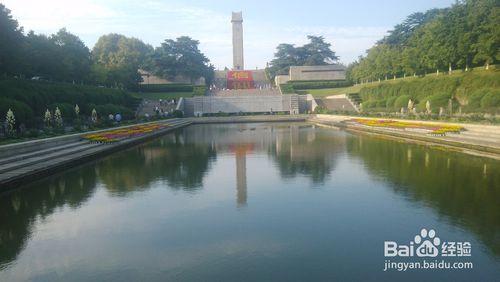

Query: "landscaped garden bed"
(81, 123), (169, 143)
(349, 118), (464, 136)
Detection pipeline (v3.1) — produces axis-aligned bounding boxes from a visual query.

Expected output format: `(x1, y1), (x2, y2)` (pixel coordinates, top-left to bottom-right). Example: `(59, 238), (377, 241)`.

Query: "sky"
(1, 0), (455, 70)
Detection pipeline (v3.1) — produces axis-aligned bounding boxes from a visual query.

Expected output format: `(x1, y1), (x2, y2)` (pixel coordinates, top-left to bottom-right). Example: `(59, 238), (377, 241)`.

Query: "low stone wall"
(179, 94), (318, 117)
(183, 95), (294, 116)
(188, 115), (310, 124)
(289, 65), (346, 81)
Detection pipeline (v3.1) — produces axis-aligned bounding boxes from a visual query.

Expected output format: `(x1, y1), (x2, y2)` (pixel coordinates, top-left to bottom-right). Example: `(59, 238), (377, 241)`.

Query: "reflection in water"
(0, 123), (344, 267)
(268, 124), (345, 184)
(0, 123), (499, 280)
(235, 146), (249, 207)
(0, 166), (98, 267)
(346, 135), (500, 256)
(99, 131), (217, 195)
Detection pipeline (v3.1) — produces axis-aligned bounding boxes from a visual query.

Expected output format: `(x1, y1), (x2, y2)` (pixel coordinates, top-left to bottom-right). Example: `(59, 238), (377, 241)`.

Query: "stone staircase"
(347, 93), (362, 108)
(210, 88), (280, 96)
(137, 99), (177, 117)
(290, 95), (299, 114)
(316, 96), (358, 112)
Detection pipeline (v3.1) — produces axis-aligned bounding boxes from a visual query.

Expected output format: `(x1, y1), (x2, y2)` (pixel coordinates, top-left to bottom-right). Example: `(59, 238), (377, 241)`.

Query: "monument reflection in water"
(0, 123), (499, 281)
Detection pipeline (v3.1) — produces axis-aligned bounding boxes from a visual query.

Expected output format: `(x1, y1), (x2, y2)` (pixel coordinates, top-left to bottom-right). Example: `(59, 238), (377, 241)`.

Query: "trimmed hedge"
(137, 83), (194, 93)
(279, 84), (295, 94)
(0, 78), (140, 126)
(358, 71), (500, 113)
(0, 97), (34, 127)
(287, 80), (352, 90)
(193, 85), (207, 96)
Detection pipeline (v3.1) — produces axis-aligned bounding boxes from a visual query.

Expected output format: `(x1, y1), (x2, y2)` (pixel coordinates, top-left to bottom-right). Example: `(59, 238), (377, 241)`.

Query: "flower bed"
(349, 118), (464, 136)
(82, 123), (169, 143)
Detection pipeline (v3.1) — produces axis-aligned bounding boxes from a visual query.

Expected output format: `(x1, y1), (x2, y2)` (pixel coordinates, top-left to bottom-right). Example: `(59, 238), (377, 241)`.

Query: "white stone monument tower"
(231, 11), (244, 70)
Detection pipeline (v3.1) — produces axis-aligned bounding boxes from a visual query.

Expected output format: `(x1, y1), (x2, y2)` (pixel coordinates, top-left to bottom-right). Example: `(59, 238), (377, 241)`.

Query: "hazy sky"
(2, 0), (454, 69)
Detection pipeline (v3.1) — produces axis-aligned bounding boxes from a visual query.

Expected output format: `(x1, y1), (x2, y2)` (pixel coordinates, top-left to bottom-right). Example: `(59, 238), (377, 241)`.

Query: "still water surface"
(0, 123), (499, 281)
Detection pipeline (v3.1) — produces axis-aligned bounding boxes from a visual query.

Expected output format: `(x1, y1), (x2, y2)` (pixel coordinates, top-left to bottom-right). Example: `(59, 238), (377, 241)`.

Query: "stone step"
(0, 120), (191, 187)
(441, 134), (500, 146)
(0, 143), (102, 174)
(0, 144), (110, 184)
(460, 130), (500, 139)
(0, 141), (86, 165)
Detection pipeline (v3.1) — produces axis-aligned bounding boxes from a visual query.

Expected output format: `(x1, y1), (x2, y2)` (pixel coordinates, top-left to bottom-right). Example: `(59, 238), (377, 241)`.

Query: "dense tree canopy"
(91, 34), (153, 88)
(149, 36), (214, 84)
(268, 35), (339, 78)
(21, 29), (92, 83)
(0, 3), (214, 88)
(348, 0), (499, 83)
(0, 4), (25, 75)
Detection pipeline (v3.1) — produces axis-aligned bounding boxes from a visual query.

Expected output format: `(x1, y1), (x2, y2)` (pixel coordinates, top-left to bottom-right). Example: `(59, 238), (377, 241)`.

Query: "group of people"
(140, 98), (177, 118)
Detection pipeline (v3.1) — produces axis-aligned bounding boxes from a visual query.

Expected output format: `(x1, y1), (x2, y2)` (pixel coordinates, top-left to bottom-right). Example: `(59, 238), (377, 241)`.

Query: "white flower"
(91, 108), (98, 123)
(6, 108), (15, 133)
(54, 107), (63, 127)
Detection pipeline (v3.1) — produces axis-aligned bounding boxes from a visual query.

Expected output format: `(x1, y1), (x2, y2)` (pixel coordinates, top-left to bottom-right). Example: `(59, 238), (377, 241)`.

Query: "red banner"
(227, 71), (254, 89)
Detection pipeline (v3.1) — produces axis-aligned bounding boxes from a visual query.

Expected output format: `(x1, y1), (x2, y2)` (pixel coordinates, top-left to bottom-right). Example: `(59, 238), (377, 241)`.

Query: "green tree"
(268, 43), (301, 77)
(151, 36), (213, 84)
(91, 34), (153, 88)
(51, 28), (91, 82)
(302, 35), (339, 65)
(348, 0), (499, 82)
(0, 4), (25, 76)
(268, 36), (339, 79)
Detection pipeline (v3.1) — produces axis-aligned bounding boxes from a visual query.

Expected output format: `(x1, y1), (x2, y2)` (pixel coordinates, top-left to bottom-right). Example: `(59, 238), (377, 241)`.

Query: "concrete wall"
(298, 94), (318, 113)
(180, 94), (317, 116)
(190, 95), (292, 116)
(289, 65), (346, 81)
(181, 95), (296, 116)
(275, 75), (290, 85)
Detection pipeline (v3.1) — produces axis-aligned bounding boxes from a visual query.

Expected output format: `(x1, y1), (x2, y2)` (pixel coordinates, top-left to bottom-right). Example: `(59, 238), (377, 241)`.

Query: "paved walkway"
(311, 114), (500, 158)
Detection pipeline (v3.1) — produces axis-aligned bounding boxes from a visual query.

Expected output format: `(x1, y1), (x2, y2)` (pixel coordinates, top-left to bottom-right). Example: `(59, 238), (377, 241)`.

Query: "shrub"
(363, 100), (377, 108)
(394, 95), (411, 109)
(137, 83), (194, 93)
(287, 80), (352, 90)
(0, 97), (34, 127)
(193, 86), (207, 96)
(172, 110), (184, 118)
(95, 104), (135, 120)
(386, 96), (398, 109)
(0, 78), (139, 126)
(480, 90), (500, 108)
(356, 71), (500, 113)
(49, 103), (75, 120)
(376, 99), (387, 108)
(279, 84), (295, 94)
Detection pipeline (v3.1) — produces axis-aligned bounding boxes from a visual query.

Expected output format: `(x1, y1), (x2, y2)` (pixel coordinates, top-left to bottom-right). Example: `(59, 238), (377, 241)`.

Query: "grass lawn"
(132, 92), (196, 100)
